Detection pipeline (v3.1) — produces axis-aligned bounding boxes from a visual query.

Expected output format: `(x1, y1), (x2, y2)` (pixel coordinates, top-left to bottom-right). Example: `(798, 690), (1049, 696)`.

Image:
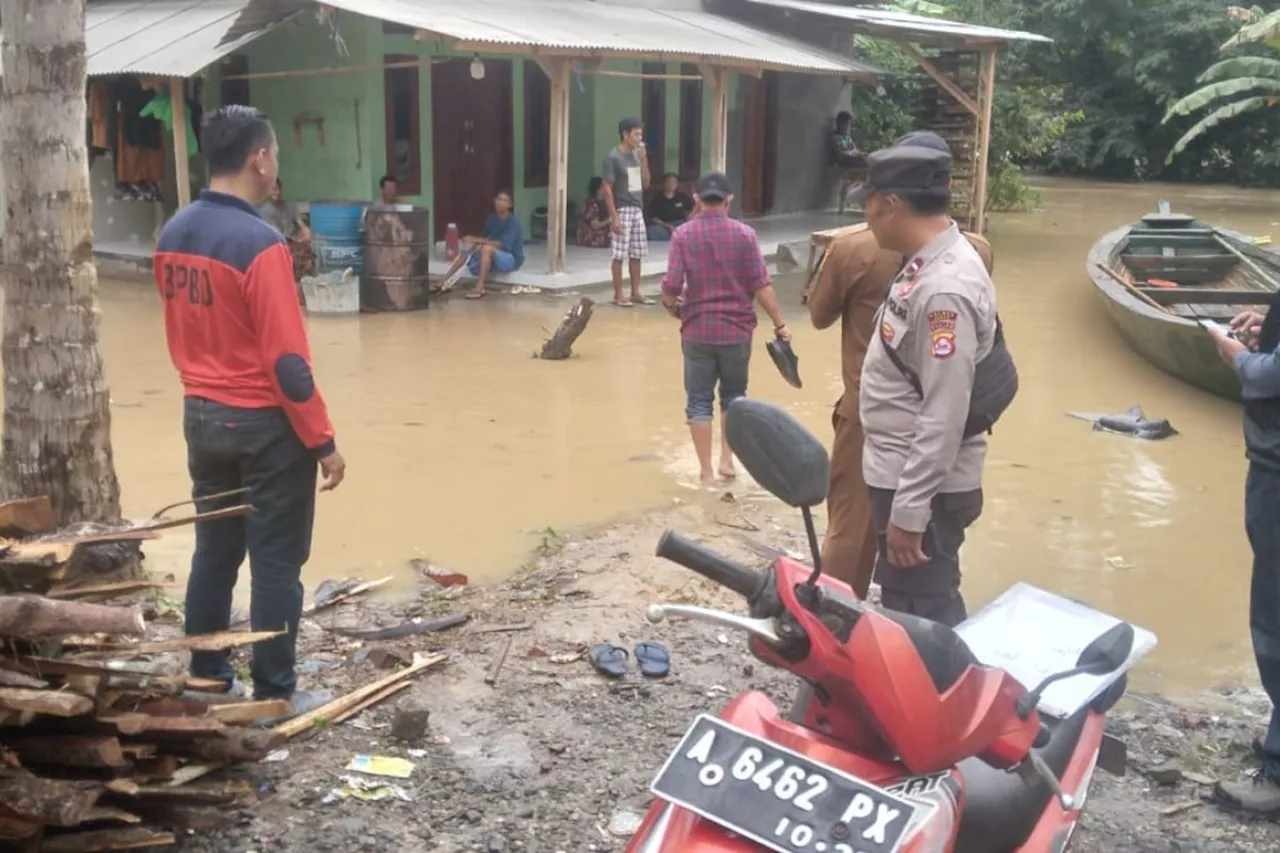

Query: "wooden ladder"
(914, 49), (982, 231)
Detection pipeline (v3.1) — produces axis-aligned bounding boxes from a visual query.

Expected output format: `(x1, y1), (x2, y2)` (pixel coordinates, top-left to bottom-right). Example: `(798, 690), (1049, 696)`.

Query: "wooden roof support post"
(170, 77), (191, 208)
(699, 65), (730, 173)
(538, 57), (572, 275)
(973, 47), (997, 234)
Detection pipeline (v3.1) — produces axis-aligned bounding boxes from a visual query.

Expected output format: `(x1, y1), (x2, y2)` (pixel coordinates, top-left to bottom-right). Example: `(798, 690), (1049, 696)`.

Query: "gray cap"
(696, 171), (733, 201)
(892, 130), (951, 156)
(849, 146), (951, 205)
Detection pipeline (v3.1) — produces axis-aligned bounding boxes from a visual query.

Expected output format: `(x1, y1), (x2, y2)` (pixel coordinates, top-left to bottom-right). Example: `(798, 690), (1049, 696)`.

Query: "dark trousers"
(183, 397), (317, 699)
(868, 487), (984, 628)
(682, 340), (751, 423)
(1246, 464), (1280, 781)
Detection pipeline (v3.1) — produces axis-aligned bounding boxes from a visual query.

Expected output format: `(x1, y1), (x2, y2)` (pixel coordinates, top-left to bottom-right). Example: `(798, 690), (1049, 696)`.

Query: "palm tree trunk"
(0, 0), (122, 525)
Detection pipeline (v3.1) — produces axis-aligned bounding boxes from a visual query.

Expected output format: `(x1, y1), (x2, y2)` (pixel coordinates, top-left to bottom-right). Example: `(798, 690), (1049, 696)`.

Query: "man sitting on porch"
(378, 174), (399, 205)
(832, 112), (864, 168)
(441, 189), (525, 300)
(646, 173), (694, 242)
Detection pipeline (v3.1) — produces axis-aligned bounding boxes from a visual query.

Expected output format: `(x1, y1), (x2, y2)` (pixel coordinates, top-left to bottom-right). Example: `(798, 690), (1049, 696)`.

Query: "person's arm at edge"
(244, 242), (337, 457)
(1234, 344), (1280, 398)
(747, 235), (787, 332)
(661, 227), (687, 311)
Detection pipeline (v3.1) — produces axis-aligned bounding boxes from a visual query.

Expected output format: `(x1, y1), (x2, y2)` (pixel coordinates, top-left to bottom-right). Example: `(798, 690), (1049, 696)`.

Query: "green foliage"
(986, 163), (1042, 212)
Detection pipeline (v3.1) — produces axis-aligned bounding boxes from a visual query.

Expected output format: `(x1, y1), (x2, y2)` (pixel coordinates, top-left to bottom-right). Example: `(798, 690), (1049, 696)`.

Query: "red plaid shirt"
(661, 209), (770, 345)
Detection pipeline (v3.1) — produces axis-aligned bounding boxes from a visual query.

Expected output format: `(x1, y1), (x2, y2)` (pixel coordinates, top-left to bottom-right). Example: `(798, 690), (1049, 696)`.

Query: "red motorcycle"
(627, 398), (1145, 853)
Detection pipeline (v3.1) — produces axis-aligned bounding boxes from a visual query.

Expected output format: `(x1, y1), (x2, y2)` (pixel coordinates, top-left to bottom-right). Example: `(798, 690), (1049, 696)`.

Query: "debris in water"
(1066, 406), (1177, 440)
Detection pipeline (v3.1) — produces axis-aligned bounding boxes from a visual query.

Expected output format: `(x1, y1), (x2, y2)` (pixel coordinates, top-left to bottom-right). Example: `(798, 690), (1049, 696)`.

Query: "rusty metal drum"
(362, 205), (430, 312)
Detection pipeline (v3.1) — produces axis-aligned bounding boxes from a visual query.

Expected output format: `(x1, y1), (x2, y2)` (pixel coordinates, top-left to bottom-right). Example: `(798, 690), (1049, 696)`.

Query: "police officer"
(854, 144), (998, 627)
(806, 132), (992, 601)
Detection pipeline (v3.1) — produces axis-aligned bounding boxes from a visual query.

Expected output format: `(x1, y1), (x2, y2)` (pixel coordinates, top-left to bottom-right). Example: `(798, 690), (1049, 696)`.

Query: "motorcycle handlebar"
(656, 530), (768, 602)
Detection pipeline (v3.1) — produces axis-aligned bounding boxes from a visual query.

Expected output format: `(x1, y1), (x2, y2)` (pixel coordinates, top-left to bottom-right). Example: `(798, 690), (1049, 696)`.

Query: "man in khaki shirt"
(807, 132), (991, 601)
(852, 144), (999, 627)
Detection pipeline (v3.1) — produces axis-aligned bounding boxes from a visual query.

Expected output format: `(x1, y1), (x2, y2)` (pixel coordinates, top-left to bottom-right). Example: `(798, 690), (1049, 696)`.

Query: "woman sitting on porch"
(576, 177), (612, 249)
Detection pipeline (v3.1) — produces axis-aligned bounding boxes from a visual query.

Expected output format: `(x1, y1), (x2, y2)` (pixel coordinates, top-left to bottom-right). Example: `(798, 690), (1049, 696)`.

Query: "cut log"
(126, 697), (210, 718)
(327, 612), (469, 640)
(0, 767), (102, 826)
(274, 652), (446, 739)
(538, 296), (594, 360)
(118, 782), (249, 806)
(0, 596), (144, 639)
(39, 826), (175, 852)
(0, 688), (94, 718)
(0, 497), (55, 537)
(0, 543), (81, 593)
(9, 736), (127, 770)
(168, 728), (285, 763)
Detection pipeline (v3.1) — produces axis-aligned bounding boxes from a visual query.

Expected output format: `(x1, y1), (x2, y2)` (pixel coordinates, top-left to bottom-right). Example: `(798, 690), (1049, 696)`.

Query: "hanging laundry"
(140, 89), (198, 155)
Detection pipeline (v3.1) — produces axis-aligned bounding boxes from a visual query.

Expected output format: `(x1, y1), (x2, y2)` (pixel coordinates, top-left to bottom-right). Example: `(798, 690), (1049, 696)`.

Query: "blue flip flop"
(588, 643), (629, 679)
(634, 641), (671, 678)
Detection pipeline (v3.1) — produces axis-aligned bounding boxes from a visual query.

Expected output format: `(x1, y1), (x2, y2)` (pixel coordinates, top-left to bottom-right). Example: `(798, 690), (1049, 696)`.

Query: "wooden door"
(430, 58), (514, 239)
(640, 62), (666, 196)
(740, 72), (779, 216)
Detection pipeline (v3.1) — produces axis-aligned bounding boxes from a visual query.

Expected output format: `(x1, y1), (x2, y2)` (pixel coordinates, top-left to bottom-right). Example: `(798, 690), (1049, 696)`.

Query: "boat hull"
(1087, 225), (1243, 402)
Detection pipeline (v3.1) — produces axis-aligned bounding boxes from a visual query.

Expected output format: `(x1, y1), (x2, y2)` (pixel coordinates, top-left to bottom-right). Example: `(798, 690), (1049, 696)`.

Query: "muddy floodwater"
(33, 178), (1280, 695)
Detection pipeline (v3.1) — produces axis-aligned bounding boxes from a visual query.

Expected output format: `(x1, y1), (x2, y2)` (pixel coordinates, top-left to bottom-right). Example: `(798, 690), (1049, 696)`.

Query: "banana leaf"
(1196, 56), (1280, 84)
(1166, 96), (1273, 162)
(1164, 77), (1280, 120)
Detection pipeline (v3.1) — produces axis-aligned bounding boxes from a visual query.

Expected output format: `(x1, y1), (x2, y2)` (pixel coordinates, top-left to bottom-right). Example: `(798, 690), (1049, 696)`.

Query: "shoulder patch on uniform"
(927, 309), (957, 333)
(881, 321), (896, 344)
(930, 330), (955, 360)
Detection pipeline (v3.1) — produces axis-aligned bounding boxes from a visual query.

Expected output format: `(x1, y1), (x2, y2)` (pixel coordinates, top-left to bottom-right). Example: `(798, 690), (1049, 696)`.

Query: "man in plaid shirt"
(661, 172), (791, 484)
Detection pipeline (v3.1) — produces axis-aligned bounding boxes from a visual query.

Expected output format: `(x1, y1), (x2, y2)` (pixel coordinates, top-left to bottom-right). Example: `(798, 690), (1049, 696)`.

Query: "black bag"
(878, 315), (1019, 438)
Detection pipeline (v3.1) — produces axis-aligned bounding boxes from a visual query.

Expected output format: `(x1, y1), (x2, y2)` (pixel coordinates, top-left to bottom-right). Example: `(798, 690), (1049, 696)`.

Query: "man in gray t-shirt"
(602, 117), (652, 307)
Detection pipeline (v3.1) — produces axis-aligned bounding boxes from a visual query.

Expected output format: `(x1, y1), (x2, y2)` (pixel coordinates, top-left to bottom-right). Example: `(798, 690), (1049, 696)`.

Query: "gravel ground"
(162, 496), (1280, 853)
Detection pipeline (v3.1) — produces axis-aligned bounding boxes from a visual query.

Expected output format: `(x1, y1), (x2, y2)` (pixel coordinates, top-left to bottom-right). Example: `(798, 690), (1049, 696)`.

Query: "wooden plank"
(328, 681), (410, 725)
(95, 713), (223, 737)
(0, 541), (81, 591)
(40, 826), (176, 852)
(273, 652), (446, 739)
(0, 767), (102, 828)
(0, 687), (93, 717)
(77, 806), (143, 826)
(0, 497), (54, 537)
(209, 699), (290, 725)
(9, 736), (127, 770)
(81, 629), (282, 656)
(1137, 286), (1274, 306)
(48, 581), (169, 601)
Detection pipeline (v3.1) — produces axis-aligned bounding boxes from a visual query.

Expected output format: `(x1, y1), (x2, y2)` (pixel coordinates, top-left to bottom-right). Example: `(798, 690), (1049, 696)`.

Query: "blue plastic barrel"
(309, 201), (366, 274)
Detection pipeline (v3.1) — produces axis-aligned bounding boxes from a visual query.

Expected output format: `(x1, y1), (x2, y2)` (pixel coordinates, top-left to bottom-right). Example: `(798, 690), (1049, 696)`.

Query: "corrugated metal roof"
(309, 0), (881, 76)
(744, 0), (1052, 45)
(84, 0), (277, 78)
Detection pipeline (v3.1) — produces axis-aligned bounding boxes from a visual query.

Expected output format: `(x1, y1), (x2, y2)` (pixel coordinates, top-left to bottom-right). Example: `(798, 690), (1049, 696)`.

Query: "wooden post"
(539, 58), (571, 275)
(701, 65), (729, 173)
(973, 48), (998, 234)
(170, 77), (191, 208)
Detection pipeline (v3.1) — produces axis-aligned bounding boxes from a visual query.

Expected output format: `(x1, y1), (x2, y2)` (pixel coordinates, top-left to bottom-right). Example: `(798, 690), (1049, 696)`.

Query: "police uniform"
(856, 148), (998, 626)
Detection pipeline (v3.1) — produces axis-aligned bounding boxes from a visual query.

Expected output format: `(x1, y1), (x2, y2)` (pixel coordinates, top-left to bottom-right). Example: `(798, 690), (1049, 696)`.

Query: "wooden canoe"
(1086, 202), (1279, 402)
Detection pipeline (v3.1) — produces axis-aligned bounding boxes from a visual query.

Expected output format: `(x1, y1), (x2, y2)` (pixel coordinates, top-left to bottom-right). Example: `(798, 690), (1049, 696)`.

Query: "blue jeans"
(183, 397), (317, 700)
(1247, 463), (1280, 781)
(647, 225), (672, 242)
(467, 249), (518, 275)
(682, 340), (751, 423)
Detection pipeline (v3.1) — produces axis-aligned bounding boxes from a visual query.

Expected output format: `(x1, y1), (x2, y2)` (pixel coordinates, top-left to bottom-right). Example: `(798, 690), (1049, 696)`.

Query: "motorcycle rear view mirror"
(724, 398), (829, 509)
(725, 399), (829, 582)
(1075, 621), (1135, 676)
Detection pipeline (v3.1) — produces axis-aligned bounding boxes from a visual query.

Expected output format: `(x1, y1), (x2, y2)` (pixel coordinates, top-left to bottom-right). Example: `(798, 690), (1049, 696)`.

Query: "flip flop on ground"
(634, 641), (670, 678)
(588, 643), (629, 678)
(466, 290), (487, 300)
(632, 296), (657, 306)
(612, 299), (634, 308)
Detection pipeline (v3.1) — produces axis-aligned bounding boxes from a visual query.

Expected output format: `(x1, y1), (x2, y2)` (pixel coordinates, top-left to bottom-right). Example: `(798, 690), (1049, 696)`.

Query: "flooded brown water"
(55, 178), (1280, 693)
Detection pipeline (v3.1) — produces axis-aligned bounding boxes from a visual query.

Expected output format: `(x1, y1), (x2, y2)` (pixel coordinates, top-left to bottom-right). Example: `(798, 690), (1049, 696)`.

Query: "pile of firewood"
(0, 590), (297, 851)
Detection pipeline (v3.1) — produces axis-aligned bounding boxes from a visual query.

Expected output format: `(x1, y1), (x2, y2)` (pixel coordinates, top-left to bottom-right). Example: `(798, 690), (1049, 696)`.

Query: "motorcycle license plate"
(651, 715), (920, 853)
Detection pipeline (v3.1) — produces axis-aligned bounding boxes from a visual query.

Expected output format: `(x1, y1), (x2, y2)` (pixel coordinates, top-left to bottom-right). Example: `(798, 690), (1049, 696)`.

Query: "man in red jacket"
(154, 105), (345, 717)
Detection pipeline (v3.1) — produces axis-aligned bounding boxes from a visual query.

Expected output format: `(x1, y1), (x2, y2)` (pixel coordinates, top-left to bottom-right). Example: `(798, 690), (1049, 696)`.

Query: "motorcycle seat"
(952, 706), (1090, 853)
(874, 607), (980, 693)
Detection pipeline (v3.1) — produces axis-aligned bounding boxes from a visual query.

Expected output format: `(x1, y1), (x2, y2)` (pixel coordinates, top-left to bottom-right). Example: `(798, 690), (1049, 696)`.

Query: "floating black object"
(766, 337), (802, 389)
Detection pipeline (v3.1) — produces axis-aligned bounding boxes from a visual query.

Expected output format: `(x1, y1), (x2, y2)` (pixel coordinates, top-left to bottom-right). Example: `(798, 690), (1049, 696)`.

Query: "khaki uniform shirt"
(809, 226), (994, 422)
(859, 222), (998, 533)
